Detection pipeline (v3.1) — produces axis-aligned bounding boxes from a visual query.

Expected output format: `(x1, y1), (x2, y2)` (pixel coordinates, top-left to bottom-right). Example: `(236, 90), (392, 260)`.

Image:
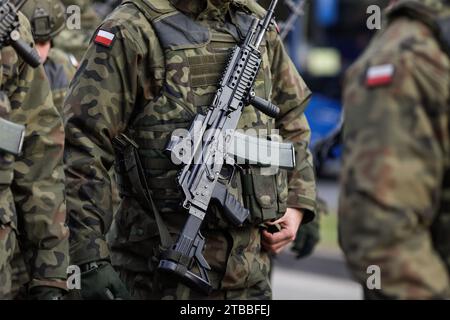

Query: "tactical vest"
(117, 0), (288, 227)
(388, 2), (450, 275)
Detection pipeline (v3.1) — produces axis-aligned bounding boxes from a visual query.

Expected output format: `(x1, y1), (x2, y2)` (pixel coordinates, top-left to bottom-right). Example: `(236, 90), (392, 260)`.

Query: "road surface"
(272, 179), (363, 300)
(272, 249), (362, 300)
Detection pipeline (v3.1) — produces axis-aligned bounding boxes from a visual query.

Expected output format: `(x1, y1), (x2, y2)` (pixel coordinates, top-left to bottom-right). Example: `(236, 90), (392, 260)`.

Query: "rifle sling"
(125, 144), (173, 250)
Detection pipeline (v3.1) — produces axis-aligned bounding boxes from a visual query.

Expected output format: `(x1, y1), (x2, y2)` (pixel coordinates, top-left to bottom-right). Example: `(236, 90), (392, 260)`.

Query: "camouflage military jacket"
(44, 48), (77, 113)
(0, 86), (16, 233)
(339, 0), (450, 299)
(64, 0), (316, 291)
(1, 13), (68, 289)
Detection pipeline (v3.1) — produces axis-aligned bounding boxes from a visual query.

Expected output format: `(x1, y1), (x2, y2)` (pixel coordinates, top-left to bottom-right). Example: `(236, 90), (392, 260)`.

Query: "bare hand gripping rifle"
(157, 0), (291, 294)
(0, 0), (41, 156)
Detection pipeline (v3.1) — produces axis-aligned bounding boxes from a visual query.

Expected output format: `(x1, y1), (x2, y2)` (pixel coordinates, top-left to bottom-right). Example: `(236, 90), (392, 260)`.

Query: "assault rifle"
(158, 0), (292, 294)
(0, 0), (41, 67)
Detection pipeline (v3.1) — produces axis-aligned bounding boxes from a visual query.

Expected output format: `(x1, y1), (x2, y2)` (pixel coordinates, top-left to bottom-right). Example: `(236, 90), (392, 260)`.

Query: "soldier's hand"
(77, 261), (131, 300)
(291, 218), (320, 259)
(261, 208), (304, 254)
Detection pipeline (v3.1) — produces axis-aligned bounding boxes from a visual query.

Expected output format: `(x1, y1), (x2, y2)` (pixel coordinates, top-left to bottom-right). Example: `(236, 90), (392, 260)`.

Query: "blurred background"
(256, 0), (389, 300)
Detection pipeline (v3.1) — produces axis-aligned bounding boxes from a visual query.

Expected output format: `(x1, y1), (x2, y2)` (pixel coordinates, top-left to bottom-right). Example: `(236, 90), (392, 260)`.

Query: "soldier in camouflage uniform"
(21, 0), (77, 112)
(8, 1), (76, 299)
(53, 0), (102, 62)
(0, 11), (68, 300)
(64, 0), (316, 300)
(339, 0), (450, 299)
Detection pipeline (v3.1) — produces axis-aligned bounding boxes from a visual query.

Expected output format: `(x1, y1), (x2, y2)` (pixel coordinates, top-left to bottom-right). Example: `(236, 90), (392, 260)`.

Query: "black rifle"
(158, 0), (287, 294)
(0, 0), (41, 67)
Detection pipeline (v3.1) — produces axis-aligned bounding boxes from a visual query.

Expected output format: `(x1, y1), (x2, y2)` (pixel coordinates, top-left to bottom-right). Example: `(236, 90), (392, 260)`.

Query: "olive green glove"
(28, 286), (65, 300)
(291, 196), (329, 258)
(76, 261), (131, 300)
(291, 217), (320, 259)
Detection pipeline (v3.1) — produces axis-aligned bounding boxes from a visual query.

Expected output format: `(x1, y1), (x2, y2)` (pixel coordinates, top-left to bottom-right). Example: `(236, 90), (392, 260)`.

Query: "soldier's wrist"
(28, 278), (68, 291)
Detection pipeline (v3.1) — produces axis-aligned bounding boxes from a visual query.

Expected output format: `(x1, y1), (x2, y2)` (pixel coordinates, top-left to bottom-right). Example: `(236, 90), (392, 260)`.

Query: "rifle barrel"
(254, 0), (279, 48)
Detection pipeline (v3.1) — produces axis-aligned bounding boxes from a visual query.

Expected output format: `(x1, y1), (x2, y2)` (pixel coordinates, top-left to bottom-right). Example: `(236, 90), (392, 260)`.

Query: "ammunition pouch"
(241, 167), (288, 225)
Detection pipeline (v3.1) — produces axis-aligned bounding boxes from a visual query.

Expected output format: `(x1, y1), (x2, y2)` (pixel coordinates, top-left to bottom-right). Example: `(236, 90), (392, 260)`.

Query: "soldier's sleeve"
(267, 31), (316, 224)
(8, 14), (68, 289)
(64, 17), (162, 265)
(339, 21), (450, 298)
(0, 93), (16, 230)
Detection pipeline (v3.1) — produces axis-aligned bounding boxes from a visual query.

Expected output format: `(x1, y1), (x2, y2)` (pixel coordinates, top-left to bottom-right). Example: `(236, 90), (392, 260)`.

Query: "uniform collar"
(170, 0), (232, 21)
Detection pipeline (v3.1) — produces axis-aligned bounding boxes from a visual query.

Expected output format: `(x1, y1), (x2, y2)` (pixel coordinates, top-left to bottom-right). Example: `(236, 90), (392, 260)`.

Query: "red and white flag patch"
(366, 64), (395, 87)
(94, 30), (115, 47)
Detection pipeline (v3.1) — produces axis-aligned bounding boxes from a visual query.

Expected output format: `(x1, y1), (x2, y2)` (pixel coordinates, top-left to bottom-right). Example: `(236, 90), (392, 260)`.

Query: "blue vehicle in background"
(260, 0), (388, 177)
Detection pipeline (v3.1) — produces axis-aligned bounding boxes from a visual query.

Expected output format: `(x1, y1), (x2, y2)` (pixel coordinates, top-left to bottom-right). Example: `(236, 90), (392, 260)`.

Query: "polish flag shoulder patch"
(366, 64), (395, 88)
(94, 30), (115, 48)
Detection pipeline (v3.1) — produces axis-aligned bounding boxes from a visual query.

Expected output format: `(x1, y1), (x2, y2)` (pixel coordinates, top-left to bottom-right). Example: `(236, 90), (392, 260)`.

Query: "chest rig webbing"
(116, 0), (288, 230)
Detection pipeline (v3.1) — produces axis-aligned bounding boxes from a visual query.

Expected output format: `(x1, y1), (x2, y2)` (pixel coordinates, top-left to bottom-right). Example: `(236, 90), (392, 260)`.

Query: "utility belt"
(113, 132), (294, 227)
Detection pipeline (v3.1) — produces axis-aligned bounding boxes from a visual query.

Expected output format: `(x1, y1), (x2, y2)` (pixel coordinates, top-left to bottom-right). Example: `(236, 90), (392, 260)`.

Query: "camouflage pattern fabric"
(9, 1), (74, 298)
(53, 0), (102, 61)
(0, 13), (68, 295)
(0, 225), (17, 299)
(339, 0), (450, 299)
(64, 0), (316, 299)
(44, 48), (77, 113)
(0, 89), (17, 300)
(9, 48), (76, 299)
(0, 91), (16, 231)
